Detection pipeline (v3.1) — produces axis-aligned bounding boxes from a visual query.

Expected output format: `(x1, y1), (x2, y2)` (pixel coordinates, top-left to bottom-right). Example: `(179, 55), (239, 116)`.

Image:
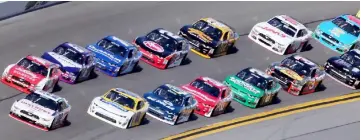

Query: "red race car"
(1, 55), (61, 94)
(181, 76), (232, 117)
(134, 28), (190, 69)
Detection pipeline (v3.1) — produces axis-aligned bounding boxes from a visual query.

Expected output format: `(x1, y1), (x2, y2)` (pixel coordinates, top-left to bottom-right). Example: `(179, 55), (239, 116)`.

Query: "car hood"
(93, 97), (134, 117)
(181, 85), (217, 106)
(328, 56), (360, 76)
(318, 21), (358, 45)
(136, 37), (173, 58)
(86, 45), (123, 65)
(225, 76), (264, 98)
(144, 93), (181, 114)
(15, 99), (55, 117)
(42, 52), (81, 73)
(274, 66), (304, 81)
(255, 22), (294, 44)
(180, 26), (218, 47)
(9, 65), (44, 84)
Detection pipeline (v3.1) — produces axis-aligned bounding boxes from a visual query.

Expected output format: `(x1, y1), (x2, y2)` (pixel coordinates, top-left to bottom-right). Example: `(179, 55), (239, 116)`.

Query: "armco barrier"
(0, 1), (67, 21)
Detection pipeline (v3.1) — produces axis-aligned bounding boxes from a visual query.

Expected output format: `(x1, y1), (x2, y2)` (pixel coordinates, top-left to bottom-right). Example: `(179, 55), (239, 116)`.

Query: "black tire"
(50, 80), (59, 93)
(139, 113), (146, 126)
(284, 45), (294, 55)
(300, 41), (308, 52)
(298, 85), (306, 96)
(48, 119), (56, 130)
(223, 102), (231, 114)
(255, 97), (262, 108)
(166, 56), (176, 69)
(126, 117), (133, 129)
(315, 80), (323, 91)
(180, 53), (188, 65)
(132, 61), (139, 72)
(188, 110), (194, 121)
(173, 114), (180, 125)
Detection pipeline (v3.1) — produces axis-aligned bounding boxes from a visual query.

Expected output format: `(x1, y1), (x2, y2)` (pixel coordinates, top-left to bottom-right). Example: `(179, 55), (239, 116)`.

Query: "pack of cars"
(1, 13), (359, 131)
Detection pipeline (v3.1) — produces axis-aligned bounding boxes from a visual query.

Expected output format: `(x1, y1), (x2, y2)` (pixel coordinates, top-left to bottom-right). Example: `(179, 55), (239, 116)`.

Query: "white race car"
(9, 90), (71, 131)
(87, 88), (149, 129)
(249, 15), (312, 55)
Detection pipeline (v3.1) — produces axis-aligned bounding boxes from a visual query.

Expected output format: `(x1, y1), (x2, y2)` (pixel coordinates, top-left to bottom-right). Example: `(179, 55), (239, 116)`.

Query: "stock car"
(134, 28), (190, 69)
(86, 36), (142, 77)
(144, 84), (197, 125)
(224, 67), (281, 108)
(181, 76), (232, 117)
(9, 90), (71, 131)
(1, 55), (61, 94)
(324, 49), (360, 89)
(179, 18), (240, 58)
(313, 14), (360, 54)
(357, 10), (360, 18)
(248, 15), (312, 55)
(266, 55), (326, 96)
(87, 88), (149, 129)
(41, 42), (96, 84)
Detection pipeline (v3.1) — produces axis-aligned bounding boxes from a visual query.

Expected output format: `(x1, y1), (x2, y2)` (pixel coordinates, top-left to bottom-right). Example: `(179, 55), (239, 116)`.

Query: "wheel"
(132, 61), (139, 72)
(187, 110), (194, 121)
(299, 41), (308, 52)
(223, 102), (230, 114)
(180, 53), (188, 65)
(48, 119), (56, 130)
(139, 113), (146, 126)
(226, 43), (236, 54)
(166, 56), (176, 69)
(255, 97), (262, 108)
(49, 80), (59, 93)
(284, 44), (294, 55)
(354, 81), (360, 90)
(315, 80), (323, 91)
(298, 85), (306, 96)
(126, 117), (133, 129)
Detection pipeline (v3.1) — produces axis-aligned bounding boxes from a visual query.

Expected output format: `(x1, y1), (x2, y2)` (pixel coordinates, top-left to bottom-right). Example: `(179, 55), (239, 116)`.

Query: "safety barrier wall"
(0, 1), (67, 21)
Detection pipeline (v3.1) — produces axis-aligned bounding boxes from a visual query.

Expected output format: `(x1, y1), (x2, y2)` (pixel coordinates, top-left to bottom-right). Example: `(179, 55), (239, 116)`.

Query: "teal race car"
(224, 67), (281, 108)
(313, 14), (360, 54)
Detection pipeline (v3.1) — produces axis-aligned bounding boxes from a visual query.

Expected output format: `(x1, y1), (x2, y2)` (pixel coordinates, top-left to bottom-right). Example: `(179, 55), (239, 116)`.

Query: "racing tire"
(180, 53), (188, 65)
(126, 117), (133, 129)
(223, 102), (231, 114)
(139, 113), (146, 126)
(62, 114), (68, 126)
(166, 56), (176, 69)
(354, 81), (360, 90)
(132, 61), (139, 72)
(315, 80), (323, 91)
(49, 80), (59, 93)
(188, 109), (194, 121)
(284, 45), (294, 55)
(173, 114), (180, 125)
(300, 41), (309, 52)
(48, 119), (56, 130)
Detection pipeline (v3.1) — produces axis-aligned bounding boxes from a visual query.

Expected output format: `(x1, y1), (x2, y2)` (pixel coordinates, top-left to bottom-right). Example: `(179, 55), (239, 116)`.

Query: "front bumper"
(146, 107), (178, 125)
(194, 103), (214, 117)
(248, 30), (286, 55)
(312, 32), (349, 54)
(9, 107), (52, 131)
(1, 77), (33, 94)
(139, 48), (167, 69)
(87, 104), (130, 129)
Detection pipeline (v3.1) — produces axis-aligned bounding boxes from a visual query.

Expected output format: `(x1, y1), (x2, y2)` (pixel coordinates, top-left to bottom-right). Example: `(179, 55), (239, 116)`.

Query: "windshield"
(153, 86), (184, 106)
(236, 70), (268, 90)
(281, 58), (311, 76)
(267, 17), (297, 37)
(190, 79), (220, 97)
(332, 17), (360, 37)
(25, 92), (58, 111)
(17, 58), (48, 76)
(146, 32), (178, 52)
(105, 90), (135, 109)
(54, 45), (84, 64)
(97, 39), (127, 57)
(192, 20), (223, 40)
(341, 52), (360, 67)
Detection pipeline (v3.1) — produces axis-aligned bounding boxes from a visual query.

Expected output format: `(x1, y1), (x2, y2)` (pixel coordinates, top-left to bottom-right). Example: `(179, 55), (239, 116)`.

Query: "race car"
(9, 90), (71, 131)
(134, 28), (190, 69)
(87, 88), (149, 129)
(324, 49), (360, 89)
(144, 84), (197, 125)
(266, 55), (326, 96)
(179, 18), (240, 58)
(41, 42), (96, 84)
(181, 76), (232, 117)
(224, 67), (281, 108)
(1, 55), (61, 94)
(86, 36), (142, 77)
(356, 10), (360, 18)
(248, 15), (312, 55)
(313, 14), (360, 54)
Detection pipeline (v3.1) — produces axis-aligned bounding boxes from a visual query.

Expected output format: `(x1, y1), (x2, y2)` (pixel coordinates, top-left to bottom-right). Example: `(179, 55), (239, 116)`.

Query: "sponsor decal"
(88, 45), (122, 63)
(143, 41), (164, 53)
(229, 77), (260, 94)
(147, 96), (175, 110)
(188, 28), (213, 43)
(261, 26), (287, 38)
(330, 27), (345, 37)
(280, 69), (304, 81)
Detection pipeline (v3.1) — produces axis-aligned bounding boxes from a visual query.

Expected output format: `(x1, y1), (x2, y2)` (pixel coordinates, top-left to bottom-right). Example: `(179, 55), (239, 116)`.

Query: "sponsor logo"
(88, 45), (122, 63)
(188, 28), (213, 43)
(143, 41), (164, 53)
(229, 77), (260, 94)
(262, 26), (287, 38)
(330, 27), (345, 38)
(13, 67), (39, 81)
(147, 96), (175, 110)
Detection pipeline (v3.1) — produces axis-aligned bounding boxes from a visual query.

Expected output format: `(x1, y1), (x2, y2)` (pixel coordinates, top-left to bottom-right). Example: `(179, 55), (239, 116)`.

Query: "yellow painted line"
(163, 92), (360, 140)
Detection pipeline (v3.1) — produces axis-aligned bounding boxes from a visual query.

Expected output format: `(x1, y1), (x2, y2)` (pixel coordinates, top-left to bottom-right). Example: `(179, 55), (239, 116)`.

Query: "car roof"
(104, 36), (136, 50)
(198, 76), (226, 88)
(25, 55), (55, 68)
(275, 15), (306, 30)
(200, 18), (233, 32)
(162, 84), (191, 97)
(290, 55), (319, 68)
(109, 88), (143, 102)
(246, 67), (273, 80)
(60, 42), (91, 54)
(153, 28), (185, 41)
(32, 90), (64, 102)
(341, 14), (360, 26)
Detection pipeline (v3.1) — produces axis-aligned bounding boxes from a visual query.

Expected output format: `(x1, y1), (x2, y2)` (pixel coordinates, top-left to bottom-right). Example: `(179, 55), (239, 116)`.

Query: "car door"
(44, 67), (58, 91)
(131, 101), (146, 127)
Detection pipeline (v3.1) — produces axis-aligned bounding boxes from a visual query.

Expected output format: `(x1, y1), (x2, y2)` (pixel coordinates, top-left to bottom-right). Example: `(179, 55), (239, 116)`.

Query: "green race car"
(224, 67), (281, 108)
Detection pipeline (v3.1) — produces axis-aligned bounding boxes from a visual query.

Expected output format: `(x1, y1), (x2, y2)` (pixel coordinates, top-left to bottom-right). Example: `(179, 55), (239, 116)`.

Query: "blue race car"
(313, 14), (360, 54)
(144, 84), (197, 125)
(324, 49), (360, 89)
(86, 36), (142, 77)
(41, 42), (96, 84)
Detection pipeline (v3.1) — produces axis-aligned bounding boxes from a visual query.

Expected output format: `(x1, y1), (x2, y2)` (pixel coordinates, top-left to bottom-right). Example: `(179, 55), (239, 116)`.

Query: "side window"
(223, 32), (229, 41)
(128, 49), (134, 58)
(137, 101), (144, 110)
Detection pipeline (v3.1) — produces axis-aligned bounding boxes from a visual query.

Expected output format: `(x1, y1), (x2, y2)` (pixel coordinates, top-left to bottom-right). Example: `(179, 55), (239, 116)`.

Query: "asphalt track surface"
(199, 101), (360, 140)
(0, 1), (359, 140)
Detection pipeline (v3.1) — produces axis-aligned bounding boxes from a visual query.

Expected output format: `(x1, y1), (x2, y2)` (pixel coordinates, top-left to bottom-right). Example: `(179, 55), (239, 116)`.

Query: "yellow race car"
(87, 88), (149, 129)
(179, 18), (239, 58)
(356, 10), (360, 18)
